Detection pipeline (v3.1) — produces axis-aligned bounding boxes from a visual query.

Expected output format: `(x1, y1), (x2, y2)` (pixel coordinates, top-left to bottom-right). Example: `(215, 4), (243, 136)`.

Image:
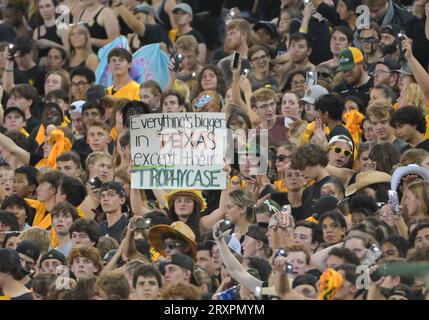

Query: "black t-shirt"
(332, 77), (374, 107)
(14, 65), (47, 96)
(271, 192), (309, 222)
(25, 116), (41, 135)
(0, 291), (33, 300)
(0, 23), (16, 42)
(30, 152), (44, 166)
(139, 24), (171, 48)
(415, 139), (429, 152)
(177, 29), (206, 45)
(99, 215), (129, 243)
(301, 176), (339, 217)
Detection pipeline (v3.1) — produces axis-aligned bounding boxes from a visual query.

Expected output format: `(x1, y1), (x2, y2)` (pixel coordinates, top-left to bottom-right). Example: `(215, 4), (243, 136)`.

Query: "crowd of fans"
(0, 0), (429, 301)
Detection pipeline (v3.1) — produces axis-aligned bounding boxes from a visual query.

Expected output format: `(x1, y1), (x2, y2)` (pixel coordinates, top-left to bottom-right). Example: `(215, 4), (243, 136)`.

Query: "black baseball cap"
(0, 248), (29, 276)
(99, 181), (126, 197)
(246, 224), (268, 243)
(4, 106), (25, 120)
(16, 240), (40, 262)
(253, 21), (279, 39)
(388, 284), (414, 300)
(376, 57), (400, 71)
(313, 195), (339, 216)
(380, 24), (401, 37)
(160, 253), (200, 286)
(292, 274), (318, 289)
(40, 249), (66, 265)
(85, 85), (107, 103)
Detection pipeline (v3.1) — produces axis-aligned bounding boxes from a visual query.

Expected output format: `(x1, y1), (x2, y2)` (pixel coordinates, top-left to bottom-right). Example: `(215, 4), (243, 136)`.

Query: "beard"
(380, 42), (397, 55)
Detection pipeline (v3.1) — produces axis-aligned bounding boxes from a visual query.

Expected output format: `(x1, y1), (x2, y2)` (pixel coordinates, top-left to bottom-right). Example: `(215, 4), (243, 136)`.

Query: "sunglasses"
(330, 146), (352, 157)
(276, 154), (291, 162)
(162, 242), (184, 250)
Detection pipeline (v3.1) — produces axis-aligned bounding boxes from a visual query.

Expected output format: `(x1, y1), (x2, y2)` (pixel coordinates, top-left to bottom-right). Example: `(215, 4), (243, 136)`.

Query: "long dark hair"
(168, 202), (201, 242)
(195, 65), (227, 99)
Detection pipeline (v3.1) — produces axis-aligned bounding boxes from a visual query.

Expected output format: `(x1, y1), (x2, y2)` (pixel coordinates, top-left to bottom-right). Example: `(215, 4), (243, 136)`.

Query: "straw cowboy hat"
(165, 190), (208, 212)
(148, 221), (197, 261)
(345, 171), (391, 197)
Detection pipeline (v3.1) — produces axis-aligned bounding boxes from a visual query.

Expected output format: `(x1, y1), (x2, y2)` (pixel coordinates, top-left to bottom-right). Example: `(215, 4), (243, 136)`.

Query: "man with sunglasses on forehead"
(327, 135), (354, 169)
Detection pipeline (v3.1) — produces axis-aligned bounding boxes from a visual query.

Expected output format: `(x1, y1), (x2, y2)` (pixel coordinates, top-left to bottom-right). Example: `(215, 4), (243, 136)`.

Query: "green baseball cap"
(337, 47), (364, 72)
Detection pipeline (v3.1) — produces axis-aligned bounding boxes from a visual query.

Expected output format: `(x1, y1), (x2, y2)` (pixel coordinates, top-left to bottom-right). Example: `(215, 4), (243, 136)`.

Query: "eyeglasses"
(291, 80), (306, 86)
(71, 80), (89, 87)
(251, 54), (268, 63)
(162, 242), (184, 250)
(330, 146), (352, 157)
(276, 154), (291, 162)
(374, 70), (392, 75)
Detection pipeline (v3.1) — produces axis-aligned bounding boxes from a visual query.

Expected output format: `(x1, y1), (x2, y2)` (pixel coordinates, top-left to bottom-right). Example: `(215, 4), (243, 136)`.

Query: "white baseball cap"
(300, 85), (329, 104)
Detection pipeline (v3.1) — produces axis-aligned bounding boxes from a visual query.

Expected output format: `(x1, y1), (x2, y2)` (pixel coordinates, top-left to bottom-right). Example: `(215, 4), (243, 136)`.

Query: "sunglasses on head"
(330, 146), (352, 157)
(162, 242), (184, 250)
(276, 154), (290, 162)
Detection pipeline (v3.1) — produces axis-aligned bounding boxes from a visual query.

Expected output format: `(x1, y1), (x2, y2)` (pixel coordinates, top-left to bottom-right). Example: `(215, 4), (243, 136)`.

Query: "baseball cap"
(292, 274), (318, 289)
(388, 284), (414, 300)
(300, 85), (329, 104)
(253, 21), (279, 39)
(337, 47), (364, 72)
(394, 63), (413, 76)
(312, 195), (339, 216)
(161, 253), (200, 286)
(85, 85), (107, 103)
(328, 134), (354, 150)
(4, 106), (25, 120)
(99, 181), (126, 197)
(375, 57), (400, 71)
(0, 248), (30, 275)
(246, 224), (268, 243)
(40, 249), (66, 265)
(173, 3), (193, 16)
(69, 100), (85, 115)
(380, 24), (401, 37)
(134, 3), (163, 25)
(16, 240), (40, 262)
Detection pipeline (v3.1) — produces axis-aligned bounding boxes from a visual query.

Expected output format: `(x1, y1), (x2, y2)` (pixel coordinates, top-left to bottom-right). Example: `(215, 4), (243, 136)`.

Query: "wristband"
(4, 69), (14, 72)
(299, 27), (308, 33)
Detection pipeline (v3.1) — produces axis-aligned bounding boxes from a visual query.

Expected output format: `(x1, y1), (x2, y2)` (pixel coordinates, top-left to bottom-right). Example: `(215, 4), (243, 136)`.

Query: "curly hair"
(291, 143), (328, 170)
(161, 282), (202, 300)
(195, 65), (226, 98)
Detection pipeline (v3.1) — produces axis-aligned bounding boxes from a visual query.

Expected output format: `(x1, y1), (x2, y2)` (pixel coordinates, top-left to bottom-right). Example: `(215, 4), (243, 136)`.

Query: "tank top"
(78, 6), (108, 54)
(158, 0), (172, 31)
(37, 24), (63, 58)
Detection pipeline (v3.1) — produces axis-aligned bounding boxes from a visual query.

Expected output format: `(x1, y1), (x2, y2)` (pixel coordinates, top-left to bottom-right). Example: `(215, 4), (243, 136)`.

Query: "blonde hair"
(407, 181), (429, 218)
(404, 83), (427, 115)
(69, 24), (95, 61)
(19, 227), (51, 254)
(228, 190), (256, 222)
(86, 151), (112, 169)
(176, 35), (199, 54)
(400, 148), (429, 166)
(412, 2), (425, 18)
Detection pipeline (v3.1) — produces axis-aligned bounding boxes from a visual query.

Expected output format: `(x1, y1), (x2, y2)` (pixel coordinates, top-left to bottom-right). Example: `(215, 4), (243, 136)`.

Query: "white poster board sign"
(130, 113), (227, 189)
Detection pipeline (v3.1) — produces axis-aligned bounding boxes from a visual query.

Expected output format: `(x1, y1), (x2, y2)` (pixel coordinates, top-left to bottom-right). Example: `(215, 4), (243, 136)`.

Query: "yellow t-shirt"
(107, 80), (141, 101)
